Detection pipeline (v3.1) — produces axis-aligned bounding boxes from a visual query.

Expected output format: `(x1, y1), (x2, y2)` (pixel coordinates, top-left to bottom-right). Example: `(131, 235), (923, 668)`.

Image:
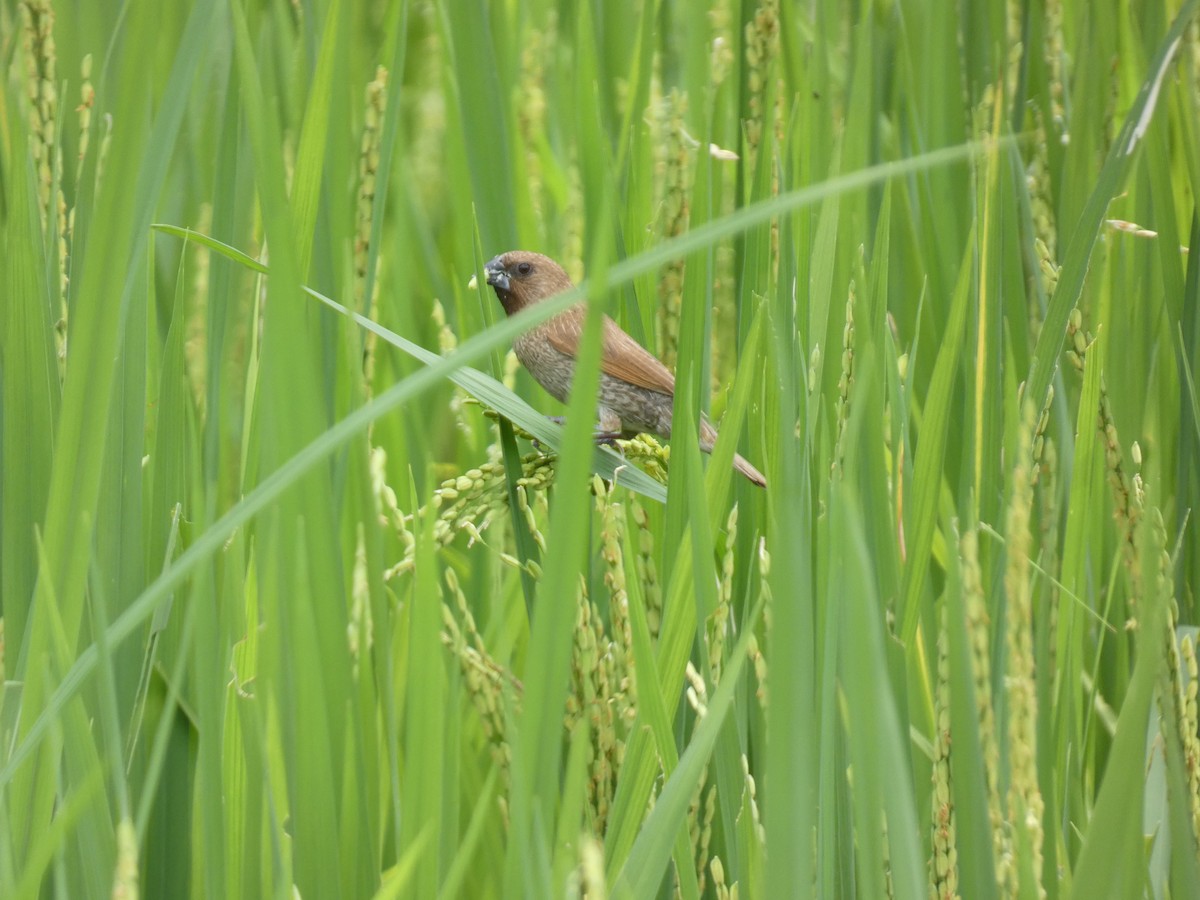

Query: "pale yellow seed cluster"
(709, 505), (739, 683)
(710, 242), (738, 391)
(685, 661), (709, 718)
(185, 202), (213, 413)
(599, 483), (635, 712)
(751, 539), (771, 710)
(959, 528), (1006, 878)
(347, 523), (372, 676)
(1032, 198), (1058, 299)
(745, 0), (782, 265)
(20, 0), (58, 226)
(656, 88), (692, 368)
(442, 570), (514, 774)
(21, 0), (72, 365)
(383, 451), (553, 580)
(930, 605), (959, 900)
(354, 65), (388, 313)
(1032, 420), (1061, 688)
(475, 405), (672, 484)
(833, 280), (856, 477)
(631, 501), (663, 637)
(434, 456), (554, 552)
(517, 483), (549, 556)
(1179, 634), (1200, 840)
(430, 461), (508, 542)
(562, 162), (585, 285)
(708, 0), (735, 86)
(1062, 308), (1088, 374)
(604, 487), (643, 825)
(408, 17), (447, 213)
(1004, 0), (1023, 103)
(566, 594), (619, 829)
(75, 53), (94, 186)
(695, 783), (718, 894)
(567, 481), (637, 830)
(1152, 512), (1200, 851)
(432, 303), (476, 437)
(517, 14), (552, 228)
(1036, 435), (1059, 564)
(743, 0), (780, 161)
(435, 468), (744, 849)
(685, 746), (710, 886)
(711, 856), (738, 900)
(356, 66), (388, 397)
(742, 753), (766, 846)
(63, 51), (95, 343)
(1065, 309), (1142, 601)
(807, 344), (822, 395)
(429, 298), (458, 351)
(1004, 401), (1046, 899)
(617, 435), (672, 484)
(1027, 384), (1053, 485)
(406, 445), (769, 879)
(706, 0), (740, 384)
(94, 106), (114, 204)
(111, 817), (139, 900)
(1044, 0), (1067, 141)
(370, 447), (412, 547)
(973, 84), (997, 144)
(578, 835), (607, 900)
(502, 350), (521, 390)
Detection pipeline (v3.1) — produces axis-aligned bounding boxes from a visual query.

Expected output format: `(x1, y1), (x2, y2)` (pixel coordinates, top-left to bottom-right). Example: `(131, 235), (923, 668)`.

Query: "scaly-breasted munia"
(483, 250), (766, 487)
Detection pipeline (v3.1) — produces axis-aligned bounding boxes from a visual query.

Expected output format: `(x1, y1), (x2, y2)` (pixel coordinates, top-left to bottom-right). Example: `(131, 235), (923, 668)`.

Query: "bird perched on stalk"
(480, 250), (766, 487)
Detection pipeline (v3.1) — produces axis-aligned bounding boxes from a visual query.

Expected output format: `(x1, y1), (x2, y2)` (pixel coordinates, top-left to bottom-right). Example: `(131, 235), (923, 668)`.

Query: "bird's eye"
(516, 262), (533, 276)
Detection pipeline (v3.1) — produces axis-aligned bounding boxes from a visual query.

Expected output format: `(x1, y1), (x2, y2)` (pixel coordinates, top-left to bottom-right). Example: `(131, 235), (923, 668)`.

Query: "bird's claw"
(532, 416), (565, 452)
(532, 416), (622, 451)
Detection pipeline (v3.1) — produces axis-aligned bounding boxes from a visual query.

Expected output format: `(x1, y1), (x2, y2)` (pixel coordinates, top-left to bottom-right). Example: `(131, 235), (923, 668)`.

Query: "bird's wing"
(598, 318), (677, 395)
(544, 309), (676, 396)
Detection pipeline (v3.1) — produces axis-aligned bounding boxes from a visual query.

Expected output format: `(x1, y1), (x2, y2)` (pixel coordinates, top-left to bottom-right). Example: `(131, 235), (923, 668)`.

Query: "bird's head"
(483, 250), (573, 315)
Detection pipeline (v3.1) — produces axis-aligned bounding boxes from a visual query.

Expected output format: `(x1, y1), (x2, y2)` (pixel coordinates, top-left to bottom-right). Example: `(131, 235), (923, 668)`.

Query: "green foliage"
(2, 0), (1200, 897)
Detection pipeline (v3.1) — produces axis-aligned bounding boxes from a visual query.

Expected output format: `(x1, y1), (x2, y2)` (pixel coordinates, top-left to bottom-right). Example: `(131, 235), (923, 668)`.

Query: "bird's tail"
(733, 453), (767, 488)
(699, 419), (767, 487)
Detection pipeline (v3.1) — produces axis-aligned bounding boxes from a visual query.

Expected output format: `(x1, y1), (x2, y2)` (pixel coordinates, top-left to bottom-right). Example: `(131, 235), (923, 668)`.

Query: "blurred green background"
(2, 0), (1200, 897)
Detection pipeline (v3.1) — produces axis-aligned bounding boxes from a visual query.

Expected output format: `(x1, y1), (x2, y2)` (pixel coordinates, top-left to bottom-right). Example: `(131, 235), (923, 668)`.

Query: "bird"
(481, 250), (766, 487)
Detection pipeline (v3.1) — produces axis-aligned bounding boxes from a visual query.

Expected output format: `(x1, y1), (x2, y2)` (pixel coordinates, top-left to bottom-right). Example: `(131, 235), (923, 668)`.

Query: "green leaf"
(1024, 0), (1199, 411)
(899, 240), (973, 644)
(612, 597), (765, 897)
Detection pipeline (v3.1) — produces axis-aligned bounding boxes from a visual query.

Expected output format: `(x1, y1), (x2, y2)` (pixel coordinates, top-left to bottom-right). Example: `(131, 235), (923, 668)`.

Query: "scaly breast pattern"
(514, 332), (674, 438)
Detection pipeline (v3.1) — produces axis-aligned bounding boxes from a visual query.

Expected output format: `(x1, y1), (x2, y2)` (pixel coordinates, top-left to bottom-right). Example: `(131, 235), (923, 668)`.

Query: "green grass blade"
(1024, 0), (1198, 411)
(899, 241), (973, 644)
(612, 597), (765, 897)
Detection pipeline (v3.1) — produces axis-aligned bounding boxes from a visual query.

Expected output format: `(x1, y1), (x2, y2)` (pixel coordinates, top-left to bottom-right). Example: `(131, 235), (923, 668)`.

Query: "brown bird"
(483, 250), (766, 487)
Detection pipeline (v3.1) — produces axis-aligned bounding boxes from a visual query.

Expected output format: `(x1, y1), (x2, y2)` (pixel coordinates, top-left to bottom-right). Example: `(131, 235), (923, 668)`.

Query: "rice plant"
(2, 0), (1199, 897)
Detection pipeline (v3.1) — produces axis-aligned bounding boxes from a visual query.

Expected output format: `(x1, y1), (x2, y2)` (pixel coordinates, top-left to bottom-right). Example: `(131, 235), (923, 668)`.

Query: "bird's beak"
(484, 256), (509, 292)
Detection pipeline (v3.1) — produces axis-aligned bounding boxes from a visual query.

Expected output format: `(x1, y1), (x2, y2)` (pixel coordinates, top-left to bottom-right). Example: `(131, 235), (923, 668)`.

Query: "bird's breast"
(513, 332), (576, 405)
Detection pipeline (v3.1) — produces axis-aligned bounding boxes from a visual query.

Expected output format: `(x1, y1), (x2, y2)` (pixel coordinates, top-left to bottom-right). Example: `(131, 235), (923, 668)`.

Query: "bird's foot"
(532, 416), (623, 451)
(532, 416), (565, 452)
